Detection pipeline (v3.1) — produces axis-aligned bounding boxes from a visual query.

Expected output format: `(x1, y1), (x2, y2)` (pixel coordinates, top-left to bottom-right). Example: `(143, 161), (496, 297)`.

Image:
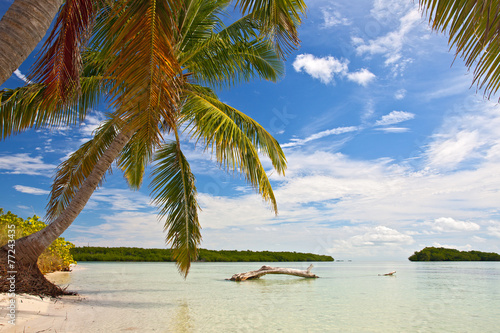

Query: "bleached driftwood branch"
(229, 264), (319, 281)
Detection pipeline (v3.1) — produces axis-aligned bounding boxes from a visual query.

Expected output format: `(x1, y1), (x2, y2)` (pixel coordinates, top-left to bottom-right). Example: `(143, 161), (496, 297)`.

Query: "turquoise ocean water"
(52, 261), (500, 332)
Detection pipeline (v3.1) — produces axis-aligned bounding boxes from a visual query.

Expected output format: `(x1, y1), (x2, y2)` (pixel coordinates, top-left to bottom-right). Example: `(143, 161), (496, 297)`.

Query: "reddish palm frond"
(102, 0), (182, 154)
(29, 0), (97, 106)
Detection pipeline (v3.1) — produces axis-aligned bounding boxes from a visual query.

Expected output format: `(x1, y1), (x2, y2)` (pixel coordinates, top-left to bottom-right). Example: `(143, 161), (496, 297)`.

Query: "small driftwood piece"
(229, 264), (319, 281)
(379, 271), (396, 276)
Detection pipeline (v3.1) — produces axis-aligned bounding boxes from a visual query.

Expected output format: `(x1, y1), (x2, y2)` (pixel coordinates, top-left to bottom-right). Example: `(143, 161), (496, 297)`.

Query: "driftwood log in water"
(229, 264), (319, 281)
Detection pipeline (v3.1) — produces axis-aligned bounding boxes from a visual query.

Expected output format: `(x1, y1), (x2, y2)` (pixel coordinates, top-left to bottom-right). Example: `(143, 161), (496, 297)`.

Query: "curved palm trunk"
(0, 0), (63, 85)
(1, 130), (133, 295)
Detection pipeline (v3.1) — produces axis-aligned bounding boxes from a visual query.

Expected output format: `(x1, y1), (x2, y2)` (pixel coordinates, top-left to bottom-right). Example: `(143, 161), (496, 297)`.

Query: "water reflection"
(172, 300), (194, 333)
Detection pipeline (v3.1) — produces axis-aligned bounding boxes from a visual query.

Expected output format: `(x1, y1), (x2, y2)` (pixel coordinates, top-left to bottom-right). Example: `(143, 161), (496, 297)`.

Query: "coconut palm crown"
(1, 0), (304, 286)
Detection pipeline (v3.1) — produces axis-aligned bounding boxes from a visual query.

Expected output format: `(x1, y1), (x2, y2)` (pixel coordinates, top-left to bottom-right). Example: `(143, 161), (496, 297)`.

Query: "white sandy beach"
(0, 271), (87, 333)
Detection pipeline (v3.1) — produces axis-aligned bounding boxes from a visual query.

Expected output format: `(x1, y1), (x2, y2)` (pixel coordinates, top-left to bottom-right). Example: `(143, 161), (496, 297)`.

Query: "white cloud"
(13, 69), (31, 83)
(349, 226), (414, 246)
(13, 185), (50, 195)
(394, 88), (407, 100)
(371, 0), (414, 20)
(293, 54), (376, 86)
(0, 154), (56, 176)
(426, 131), (481, 169)
(322, 8), (351, 28)
(71, 211), (166, 248)
(293, 54), (349, 84)
(78, 112), (106, 138)
(431, 242), (473, 251)
(424, 217), (480, 232)
(424, 98), (500, 170)
(88, 188), (153, 212)
(346, 68), (376, 86)
(281, 126), (359, 148)
(374, 127), (410, 133)
(354, 7), (422, 74)
(375, 111), (415, 126)
(488, 225), (500, 238)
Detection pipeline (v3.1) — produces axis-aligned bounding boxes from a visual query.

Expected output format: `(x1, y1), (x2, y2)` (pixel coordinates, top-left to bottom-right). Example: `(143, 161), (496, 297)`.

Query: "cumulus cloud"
(346, 68), (376, 86)
(349, 226), (414, 246)
(13, 185), (50, 195)
(375, 111), (415, 126)
(424, 217), (480, 232)
(293, 54), (375, 86)
(293, 54), (349, 84)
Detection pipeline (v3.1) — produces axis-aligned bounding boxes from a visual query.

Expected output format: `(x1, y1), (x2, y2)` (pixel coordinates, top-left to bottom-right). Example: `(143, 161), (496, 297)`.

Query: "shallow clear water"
(56, 261), (500, 332)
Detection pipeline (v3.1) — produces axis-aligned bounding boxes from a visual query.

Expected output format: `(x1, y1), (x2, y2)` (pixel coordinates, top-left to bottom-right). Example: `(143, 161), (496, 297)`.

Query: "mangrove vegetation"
(409, 247), (500, 261)
(71, 246), (334, 262)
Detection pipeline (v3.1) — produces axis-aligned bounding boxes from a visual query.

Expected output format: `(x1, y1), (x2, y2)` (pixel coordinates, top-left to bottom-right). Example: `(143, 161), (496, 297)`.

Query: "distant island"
(409, 247), (500, 261)
(71, 247), (334, 262)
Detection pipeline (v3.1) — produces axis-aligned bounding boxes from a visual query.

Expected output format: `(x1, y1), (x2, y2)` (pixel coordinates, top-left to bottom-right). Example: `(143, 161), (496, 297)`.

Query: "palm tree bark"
(0, 0), (63, 85)
(1, 129), (133, 295)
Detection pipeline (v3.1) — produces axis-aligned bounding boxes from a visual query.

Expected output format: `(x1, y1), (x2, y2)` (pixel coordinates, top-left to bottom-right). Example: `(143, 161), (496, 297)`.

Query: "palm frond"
(102, 0), (182, 138)
(234, 0), (307, 58)
(180, 13), (284, 88)
(181, 85), (286, 214)
(46, 117), (120, 222)
(420, 0), (500, 98)
(150, 134), (201, 277)
(0, 74), (102, 140)
(175, 0), (228, 52)
(29, 0), (97, 105)
(117, 134), (152, 190)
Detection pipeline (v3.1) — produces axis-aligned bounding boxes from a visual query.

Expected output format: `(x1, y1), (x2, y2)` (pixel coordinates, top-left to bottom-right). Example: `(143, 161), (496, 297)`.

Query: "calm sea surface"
(54, 261), (500, 332)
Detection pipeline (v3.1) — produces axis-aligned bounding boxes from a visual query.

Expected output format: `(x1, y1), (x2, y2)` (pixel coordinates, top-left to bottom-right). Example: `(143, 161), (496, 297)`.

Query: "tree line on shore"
(71, 246), (334, 262)
(409, 247), (500, 261)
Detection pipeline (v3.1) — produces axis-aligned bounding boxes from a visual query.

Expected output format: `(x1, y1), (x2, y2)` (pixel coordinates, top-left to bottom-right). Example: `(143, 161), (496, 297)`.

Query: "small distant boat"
(379, 271), (396, 276)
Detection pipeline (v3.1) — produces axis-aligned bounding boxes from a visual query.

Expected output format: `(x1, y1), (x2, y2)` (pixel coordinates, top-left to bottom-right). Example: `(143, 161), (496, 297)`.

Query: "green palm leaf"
(117, 133), (152, 190)
(0, 75), (103, 140)
(234, 0), (307, 58)
(181, 85), (286, 214)
(46, 118), (121, 222)
(420, 0), (500, 97)
(150, 133), (201, 277)
(178, 2), (284, 88)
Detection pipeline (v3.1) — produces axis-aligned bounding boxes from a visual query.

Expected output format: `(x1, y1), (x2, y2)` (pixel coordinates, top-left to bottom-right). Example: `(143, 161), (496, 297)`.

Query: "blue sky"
(2, 0), (500, 260)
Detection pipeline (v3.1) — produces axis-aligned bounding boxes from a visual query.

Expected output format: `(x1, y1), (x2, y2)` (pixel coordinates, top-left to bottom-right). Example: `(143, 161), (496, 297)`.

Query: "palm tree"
(1, 0), (306, 296)
(420, 0), (500, 98)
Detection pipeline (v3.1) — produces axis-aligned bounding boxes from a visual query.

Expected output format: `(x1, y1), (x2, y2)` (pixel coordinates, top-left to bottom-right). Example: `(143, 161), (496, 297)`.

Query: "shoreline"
(0, 271), (84, 332)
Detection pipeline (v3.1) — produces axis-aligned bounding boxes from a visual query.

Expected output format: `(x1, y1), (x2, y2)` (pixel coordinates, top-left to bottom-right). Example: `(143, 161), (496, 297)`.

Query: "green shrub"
(0, 208), (76, 273)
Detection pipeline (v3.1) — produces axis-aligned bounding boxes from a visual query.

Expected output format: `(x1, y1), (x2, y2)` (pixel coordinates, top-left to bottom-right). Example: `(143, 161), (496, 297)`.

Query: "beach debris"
(229, 264), (319, 281)
(379, 271), (396, 276)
